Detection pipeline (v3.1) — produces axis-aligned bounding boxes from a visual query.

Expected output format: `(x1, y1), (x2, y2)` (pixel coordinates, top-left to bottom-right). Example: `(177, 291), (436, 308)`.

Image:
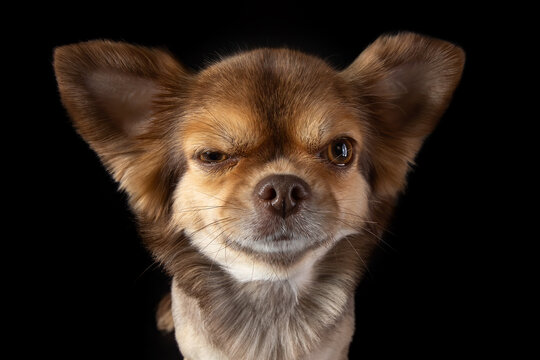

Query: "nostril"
(258, 184), (277, 201)
(291, 184), (309, 201)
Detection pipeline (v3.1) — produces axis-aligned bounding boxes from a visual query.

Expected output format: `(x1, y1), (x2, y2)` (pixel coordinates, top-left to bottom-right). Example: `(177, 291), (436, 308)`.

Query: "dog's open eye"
(326, 138), (353, 166)
(199, 151), (229, 163)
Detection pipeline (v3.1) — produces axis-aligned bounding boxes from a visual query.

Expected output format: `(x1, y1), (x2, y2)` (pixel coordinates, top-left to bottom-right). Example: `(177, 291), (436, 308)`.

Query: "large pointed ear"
(54, 40), (189, 220)
(341, 32), (465, 197)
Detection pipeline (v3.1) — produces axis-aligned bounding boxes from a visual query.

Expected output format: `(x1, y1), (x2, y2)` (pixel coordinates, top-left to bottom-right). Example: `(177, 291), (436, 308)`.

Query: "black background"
(10, 3), (519, 359)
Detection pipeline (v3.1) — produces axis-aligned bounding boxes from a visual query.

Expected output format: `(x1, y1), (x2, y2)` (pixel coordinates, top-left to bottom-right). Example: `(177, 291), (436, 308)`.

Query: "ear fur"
(54, 41), (189, 220)
(341, 32), (465, 197)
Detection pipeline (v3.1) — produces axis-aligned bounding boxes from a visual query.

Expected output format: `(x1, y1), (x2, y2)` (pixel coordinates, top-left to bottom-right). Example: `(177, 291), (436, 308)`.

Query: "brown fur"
(157, 293), (175, 333)
(54, 33), (464, 359)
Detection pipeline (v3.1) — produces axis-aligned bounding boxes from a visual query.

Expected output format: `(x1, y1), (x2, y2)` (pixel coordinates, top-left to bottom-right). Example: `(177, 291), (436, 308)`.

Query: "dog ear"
(54, 41), (189, 220)
(341, 32), (465, 197)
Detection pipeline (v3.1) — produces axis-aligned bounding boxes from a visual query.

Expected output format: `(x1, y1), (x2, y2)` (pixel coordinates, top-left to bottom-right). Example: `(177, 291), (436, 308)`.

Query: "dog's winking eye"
(326, 138), (353, 166)
(199, 151), (229, 163)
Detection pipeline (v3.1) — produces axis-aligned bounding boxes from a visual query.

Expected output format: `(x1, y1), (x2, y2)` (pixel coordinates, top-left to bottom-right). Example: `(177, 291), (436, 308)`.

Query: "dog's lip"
(272, 234), (291, 242)
(252, 232), (294, 242)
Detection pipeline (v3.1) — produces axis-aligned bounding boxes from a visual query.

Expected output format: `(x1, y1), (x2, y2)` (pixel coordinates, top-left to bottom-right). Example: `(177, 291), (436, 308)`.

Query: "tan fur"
(156, 293), (175, 333)
(54, 33), (464, 359)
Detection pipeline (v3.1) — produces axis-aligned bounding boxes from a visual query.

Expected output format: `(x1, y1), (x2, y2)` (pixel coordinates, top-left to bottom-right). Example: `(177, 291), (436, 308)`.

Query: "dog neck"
(166, 234), (370, 360)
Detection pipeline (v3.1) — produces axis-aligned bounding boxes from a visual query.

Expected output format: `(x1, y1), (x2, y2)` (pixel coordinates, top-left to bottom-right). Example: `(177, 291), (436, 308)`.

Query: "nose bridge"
(253, 131), (288, 164)
(259, 155), (301, 178)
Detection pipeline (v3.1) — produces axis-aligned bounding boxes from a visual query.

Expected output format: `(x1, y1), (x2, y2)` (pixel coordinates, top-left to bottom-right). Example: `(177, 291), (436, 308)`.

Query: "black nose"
(254, 174), (311, 218)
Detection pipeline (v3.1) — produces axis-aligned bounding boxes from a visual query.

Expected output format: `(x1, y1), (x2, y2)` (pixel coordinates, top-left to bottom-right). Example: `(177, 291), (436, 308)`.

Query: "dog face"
(54, 34), (464, 282)
(172, 50), (371, 278)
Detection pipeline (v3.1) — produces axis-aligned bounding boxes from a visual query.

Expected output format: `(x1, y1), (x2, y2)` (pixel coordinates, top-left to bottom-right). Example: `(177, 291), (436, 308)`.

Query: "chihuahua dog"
(54, 32), (464, 359)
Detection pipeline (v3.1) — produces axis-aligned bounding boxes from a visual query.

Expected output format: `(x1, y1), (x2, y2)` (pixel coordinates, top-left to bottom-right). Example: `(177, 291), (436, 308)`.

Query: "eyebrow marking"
(202, 106), (236, 144)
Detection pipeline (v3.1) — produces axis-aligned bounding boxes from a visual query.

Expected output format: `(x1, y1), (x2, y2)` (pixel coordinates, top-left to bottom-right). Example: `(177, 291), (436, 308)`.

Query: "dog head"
(54, 33), (464, 281)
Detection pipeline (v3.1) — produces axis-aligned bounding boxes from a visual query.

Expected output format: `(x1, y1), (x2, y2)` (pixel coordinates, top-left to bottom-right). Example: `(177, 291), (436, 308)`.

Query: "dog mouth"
(253, 231), (299, 244)
(269, 234), (292, 242)
(224, 222), (331, 256)
(214, 203), (336, 255)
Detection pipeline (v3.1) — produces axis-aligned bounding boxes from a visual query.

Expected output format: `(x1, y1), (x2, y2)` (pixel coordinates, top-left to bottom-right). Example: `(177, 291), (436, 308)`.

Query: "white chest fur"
(170, 277), (355, 360)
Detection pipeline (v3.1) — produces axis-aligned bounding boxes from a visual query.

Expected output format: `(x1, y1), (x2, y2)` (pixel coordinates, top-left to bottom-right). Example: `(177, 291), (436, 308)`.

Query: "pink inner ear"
(85, 70), (158, 137)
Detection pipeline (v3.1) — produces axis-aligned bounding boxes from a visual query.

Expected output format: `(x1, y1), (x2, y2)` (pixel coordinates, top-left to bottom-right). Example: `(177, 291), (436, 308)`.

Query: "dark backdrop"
(12, 3), (515, 359)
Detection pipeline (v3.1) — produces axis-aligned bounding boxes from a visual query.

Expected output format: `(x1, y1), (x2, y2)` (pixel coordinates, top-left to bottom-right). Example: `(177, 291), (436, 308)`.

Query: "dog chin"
(227, 215), (337, 256)
(230, 225), (360, 257)
(186, 227), (356, 287)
